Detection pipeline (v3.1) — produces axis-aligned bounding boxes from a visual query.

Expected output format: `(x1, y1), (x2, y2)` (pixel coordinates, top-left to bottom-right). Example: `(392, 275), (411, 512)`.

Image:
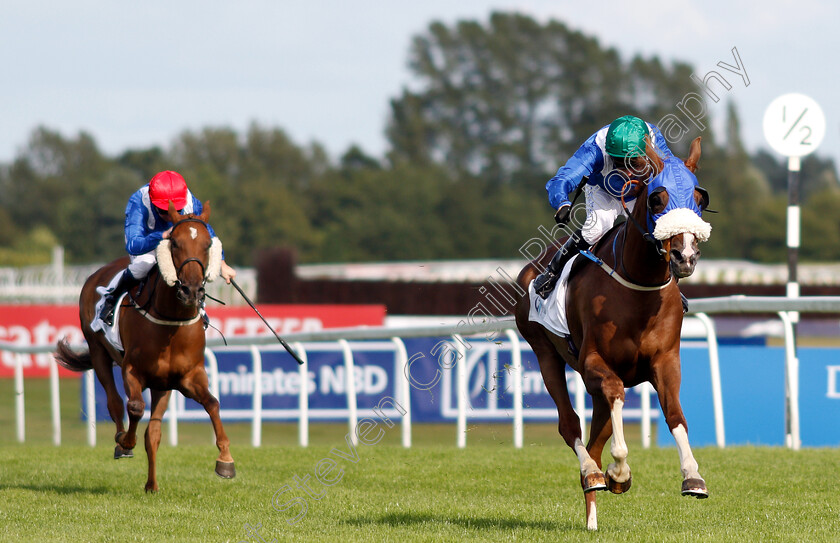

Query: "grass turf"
(2, 378), (840, 542)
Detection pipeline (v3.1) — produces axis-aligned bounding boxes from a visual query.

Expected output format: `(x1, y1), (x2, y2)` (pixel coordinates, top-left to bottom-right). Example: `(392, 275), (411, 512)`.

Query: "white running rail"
(3, 296), (840, 450)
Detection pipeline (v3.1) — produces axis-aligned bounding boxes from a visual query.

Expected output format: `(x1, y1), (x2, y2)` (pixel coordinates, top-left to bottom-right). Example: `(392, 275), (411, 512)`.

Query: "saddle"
(90, 271), (130, 352)
(526, 221), (627, 354)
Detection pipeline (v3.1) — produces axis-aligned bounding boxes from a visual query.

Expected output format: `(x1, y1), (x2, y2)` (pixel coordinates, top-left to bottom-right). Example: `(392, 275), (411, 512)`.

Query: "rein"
(168, 217), (210, 294)
(580, 248), (673, 291)
(128, 270), (204, 326)
(620, 180), (666, 257)
(133, 305), (204, 326)
(129, 217), (212, 326)
(580, 179), (672, 291)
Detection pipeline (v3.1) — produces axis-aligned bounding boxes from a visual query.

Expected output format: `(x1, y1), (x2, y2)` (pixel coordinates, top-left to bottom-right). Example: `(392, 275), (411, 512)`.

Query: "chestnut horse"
(54, 201), (234, 492)
(515, 138), (711, 530)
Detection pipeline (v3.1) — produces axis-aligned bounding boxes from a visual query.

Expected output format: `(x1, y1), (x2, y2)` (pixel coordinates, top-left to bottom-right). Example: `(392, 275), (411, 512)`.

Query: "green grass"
(2, 379), (840, 542)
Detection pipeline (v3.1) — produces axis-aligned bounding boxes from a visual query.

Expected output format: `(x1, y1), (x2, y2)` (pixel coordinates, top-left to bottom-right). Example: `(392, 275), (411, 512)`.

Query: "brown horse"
(54, 201), (234, 492)
(515, 138), (711, 530)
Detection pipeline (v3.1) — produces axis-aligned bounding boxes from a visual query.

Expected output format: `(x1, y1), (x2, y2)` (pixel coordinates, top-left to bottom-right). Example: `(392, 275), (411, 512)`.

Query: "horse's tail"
(53, 338), (92, 372)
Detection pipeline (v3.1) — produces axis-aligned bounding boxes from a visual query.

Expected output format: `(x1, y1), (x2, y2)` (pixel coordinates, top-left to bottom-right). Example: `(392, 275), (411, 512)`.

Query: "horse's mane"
(567, 180), (651, 280)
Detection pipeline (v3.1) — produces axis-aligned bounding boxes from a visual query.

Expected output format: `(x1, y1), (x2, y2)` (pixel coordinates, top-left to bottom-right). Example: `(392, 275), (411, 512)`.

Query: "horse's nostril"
(670, 250), (683, 262)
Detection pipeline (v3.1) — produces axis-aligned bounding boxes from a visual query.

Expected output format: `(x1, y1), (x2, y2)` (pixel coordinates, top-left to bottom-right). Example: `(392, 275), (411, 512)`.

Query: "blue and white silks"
(545, 122), (674, 211)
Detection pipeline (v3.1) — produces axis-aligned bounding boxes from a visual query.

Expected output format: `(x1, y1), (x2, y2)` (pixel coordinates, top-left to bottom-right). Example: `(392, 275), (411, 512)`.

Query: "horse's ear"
(685, 137), (702, 172)
(199, 201), (211, 222)
(167, 200), (180, 222)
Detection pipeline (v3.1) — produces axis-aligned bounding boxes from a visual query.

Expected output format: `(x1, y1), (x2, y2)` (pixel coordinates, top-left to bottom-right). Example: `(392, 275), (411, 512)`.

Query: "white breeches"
(581, 185), (636, 246)
(127, 251), (157, 279)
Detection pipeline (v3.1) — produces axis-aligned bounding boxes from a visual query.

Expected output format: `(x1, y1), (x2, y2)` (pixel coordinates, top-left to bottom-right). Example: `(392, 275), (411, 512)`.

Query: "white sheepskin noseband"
(206, 237), (222, 282)
(155, 237), (223, 286)
(653, 208), (711, 242)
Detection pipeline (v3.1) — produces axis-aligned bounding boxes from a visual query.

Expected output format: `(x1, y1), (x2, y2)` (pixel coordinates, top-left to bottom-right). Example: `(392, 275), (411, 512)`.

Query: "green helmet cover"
(605, 115), (648, 158)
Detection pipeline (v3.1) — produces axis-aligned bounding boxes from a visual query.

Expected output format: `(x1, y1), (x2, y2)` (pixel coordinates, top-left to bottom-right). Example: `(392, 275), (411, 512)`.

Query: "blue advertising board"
(83, 336), (840, 447)
(659, 345), (840, 447)
(84, 335), (655, 424)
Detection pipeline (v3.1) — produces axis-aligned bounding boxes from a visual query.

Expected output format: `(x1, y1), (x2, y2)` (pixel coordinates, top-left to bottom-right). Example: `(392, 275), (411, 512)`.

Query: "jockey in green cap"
(532, 115), (675, 299)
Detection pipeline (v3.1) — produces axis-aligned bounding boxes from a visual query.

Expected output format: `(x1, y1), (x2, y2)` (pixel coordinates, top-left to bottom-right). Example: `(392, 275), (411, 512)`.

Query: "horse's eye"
(648, 187), (668, 214)
(695, 186), (710, 210)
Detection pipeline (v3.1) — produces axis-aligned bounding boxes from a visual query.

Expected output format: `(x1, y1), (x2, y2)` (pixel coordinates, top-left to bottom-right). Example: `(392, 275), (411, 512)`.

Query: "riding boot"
(99, 270), (140, 326)
(533, 230), (588, 299)
(680, 291), (689, 314)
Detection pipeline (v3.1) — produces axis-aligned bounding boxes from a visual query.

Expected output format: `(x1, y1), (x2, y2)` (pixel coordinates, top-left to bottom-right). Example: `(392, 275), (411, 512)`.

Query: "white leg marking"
(586, 501), (598, 531)
(672, 424), (702, 479)
(574, 438), (599, 476)
(607, 399), (631, 482)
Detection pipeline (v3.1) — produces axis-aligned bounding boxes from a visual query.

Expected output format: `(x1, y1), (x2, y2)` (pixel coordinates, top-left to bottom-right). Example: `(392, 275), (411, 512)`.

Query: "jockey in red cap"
(148, 170), (189, 210)
(98, 170), (236, 326)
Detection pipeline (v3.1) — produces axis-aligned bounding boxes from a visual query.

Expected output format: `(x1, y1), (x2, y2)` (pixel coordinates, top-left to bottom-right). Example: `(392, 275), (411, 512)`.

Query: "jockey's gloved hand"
(554, 204), (571, 225)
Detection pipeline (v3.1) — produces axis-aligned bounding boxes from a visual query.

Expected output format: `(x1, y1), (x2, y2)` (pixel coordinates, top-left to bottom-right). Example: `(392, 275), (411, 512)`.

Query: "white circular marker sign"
(763, 93), (825, 157)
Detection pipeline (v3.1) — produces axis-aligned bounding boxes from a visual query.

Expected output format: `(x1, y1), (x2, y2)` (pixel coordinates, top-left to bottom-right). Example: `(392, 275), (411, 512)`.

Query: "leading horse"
(514, 138), (711, 530)
(54, 201), (234, 492)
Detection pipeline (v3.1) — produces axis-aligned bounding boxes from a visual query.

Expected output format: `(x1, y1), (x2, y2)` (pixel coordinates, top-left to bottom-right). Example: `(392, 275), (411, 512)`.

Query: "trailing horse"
(514, 138), (711, 530)
(54, 201), (234, 492)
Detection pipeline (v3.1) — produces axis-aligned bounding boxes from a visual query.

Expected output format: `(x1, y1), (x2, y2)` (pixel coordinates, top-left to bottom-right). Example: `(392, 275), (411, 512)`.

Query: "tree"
(386, 12), (702, 184)
(3, 10), (840, 266)
(0, 127), (141, 262)
(802, 188), (840, 261)
(695, 103), (773, 260)
(153, 125), (324, 264)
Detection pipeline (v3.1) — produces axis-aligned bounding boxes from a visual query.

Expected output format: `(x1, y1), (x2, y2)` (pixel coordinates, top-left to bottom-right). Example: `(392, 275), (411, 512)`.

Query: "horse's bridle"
(619, 180), (667, 258)
(168, 217), (211, 295)
(129, 217), (212, 324)
(610, 181), (673, 288)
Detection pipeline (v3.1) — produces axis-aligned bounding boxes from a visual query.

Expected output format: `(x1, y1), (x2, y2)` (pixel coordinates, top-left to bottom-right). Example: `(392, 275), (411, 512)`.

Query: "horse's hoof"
(681, 478), (709, 498)
(114, 444), (134, 459)
(215, 461), (236, 479)
(606, 472), (632, 494)
(580, 471), (607, 492)
(145, 484), (159, 493)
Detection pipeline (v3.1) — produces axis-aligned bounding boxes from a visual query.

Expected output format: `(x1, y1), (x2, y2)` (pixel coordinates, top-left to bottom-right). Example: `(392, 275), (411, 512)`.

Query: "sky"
(3, 1), (839, 172)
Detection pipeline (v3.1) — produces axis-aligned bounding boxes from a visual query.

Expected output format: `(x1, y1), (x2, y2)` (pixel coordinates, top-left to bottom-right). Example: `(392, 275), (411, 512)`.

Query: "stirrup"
(100, 296), (118, 326)
(534, 271), (560, 299)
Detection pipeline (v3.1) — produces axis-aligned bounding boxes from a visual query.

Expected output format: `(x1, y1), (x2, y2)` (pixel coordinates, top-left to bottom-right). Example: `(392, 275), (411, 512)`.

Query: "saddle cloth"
(527, 255), (579, 338)
(89, 271), (128, 352)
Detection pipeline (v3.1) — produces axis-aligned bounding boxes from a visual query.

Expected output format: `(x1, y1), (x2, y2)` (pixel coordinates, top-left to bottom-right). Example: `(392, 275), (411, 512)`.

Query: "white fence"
(3, 296), (840, 450)
(0, 257), (257, 306)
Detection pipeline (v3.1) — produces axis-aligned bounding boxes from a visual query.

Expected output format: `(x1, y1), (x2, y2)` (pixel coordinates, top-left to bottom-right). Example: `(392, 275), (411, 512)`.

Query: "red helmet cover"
(149, 170), (188, 210)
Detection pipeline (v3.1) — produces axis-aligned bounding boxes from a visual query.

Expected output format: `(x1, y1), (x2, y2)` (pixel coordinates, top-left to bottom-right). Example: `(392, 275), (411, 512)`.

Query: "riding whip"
(229, 279), (305, 365)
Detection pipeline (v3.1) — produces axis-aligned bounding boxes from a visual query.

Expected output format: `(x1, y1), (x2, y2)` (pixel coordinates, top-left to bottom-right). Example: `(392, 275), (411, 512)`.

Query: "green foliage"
(802, 187), (840, 261)
(0, 225), (60, 266)
(386, 12), (703, 183)
(0, 127), (143, 263)
(0, 13), (838, 266)
(697, 104), (774, 260)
